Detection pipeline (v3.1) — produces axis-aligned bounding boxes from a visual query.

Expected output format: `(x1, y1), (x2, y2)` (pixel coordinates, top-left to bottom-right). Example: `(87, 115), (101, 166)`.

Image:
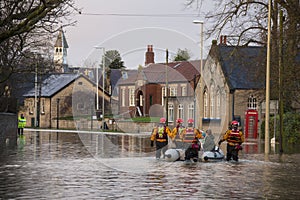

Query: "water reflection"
(0, 130), (299, 199)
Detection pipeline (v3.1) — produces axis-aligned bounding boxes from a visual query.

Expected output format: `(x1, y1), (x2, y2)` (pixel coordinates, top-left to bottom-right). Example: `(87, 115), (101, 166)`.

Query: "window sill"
(202, 118), (221, 123)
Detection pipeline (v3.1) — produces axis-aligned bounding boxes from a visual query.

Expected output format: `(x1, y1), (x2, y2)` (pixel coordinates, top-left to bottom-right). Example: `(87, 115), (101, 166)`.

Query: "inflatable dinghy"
(164, 149), (185, 162)
(202, 146), (225, 161)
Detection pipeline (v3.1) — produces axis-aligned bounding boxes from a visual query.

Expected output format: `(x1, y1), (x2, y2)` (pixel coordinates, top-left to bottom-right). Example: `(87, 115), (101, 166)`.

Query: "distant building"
(22, 74), (110, 128)
(117, 45), (201, 127)
(54, 27), (69, 73)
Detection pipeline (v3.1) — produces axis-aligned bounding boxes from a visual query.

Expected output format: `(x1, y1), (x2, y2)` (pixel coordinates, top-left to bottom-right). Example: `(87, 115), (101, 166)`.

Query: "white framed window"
(188, 103), (194, 120)
(181, 85), (186, 96)
(204, 90), (208, 118)
(178, 104), (184, 119)
(248, 95), (257, 110)
(139, 94), (143, 106)
(169, 86), (177, 97)
(121, 88), (125, 107)
(129, 87), (135, 106)
(168, 104), (174, 122)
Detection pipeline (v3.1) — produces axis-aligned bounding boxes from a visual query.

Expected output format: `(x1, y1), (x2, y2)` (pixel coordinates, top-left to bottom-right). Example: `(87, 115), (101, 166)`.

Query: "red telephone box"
(245, 109), (258, 139)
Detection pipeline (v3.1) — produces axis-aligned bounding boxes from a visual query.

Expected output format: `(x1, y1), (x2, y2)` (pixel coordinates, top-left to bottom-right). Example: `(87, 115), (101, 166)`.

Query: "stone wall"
(0, 113), (17, 150)
(50, 118), (156, 134)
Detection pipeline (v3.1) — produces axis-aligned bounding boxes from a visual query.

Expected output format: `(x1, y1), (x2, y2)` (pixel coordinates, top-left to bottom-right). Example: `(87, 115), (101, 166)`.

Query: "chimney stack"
(145, 45), (154, 65)
(220, 35), (227, 45)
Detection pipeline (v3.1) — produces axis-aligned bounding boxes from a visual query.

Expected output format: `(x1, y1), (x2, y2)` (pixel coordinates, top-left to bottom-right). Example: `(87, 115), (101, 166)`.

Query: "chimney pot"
(145, 45), (154, 65)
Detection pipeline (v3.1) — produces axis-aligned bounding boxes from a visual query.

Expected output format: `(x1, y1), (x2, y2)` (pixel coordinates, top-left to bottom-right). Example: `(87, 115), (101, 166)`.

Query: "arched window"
(210, 85), (215, 118)
(204, 90), (208, 118)
(216, 90), (221, 118)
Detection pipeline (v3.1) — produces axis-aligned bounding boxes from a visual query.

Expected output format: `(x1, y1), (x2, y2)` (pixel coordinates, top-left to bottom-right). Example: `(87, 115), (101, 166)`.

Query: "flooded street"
(0, 130), (300, 199)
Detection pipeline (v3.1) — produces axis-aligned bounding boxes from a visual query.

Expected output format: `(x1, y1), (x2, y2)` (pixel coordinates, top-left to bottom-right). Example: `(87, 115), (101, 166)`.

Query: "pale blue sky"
(65, 0), (215, 69)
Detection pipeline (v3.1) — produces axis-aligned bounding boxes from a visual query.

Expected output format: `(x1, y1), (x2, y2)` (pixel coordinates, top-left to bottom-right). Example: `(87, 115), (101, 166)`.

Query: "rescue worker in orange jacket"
(171, 118), (186, 149)
(218, 120), (244, 161)
(185, 139), (201, 162)
(150, 118), (173, 159)
(182, 119), (203, 150)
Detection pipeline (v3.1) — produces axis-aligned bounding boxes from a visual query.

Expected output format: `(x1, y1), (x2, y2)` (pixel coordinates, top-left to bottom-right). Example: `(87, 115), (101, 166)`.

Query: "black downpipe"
(231, 90), (235, 121)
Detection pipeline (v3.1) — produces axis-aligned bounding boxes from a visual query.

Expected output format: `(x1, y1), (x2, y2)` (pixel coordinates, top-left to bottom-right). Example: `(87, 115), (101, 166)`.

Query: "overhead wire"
(78, 12), (200, 18)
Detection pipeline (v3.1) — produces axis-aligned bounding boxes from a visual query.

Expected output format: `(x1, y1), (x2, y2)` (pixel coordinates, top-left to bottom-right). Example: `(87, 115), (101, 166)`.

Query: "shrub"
(260, 112), (300, 144)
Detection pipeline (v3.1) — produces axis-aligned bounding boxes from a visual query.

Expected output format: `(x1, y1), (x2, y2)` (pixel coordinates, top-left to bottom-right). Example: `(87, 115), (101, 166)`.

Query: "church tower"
(54, 27), (69, 73)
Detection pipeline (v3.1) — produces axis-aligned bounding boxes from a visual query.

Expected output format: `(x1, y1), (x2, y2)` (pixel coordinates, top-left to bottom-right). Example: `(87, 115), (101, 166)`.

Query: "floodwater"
(0, 130), (299, 199)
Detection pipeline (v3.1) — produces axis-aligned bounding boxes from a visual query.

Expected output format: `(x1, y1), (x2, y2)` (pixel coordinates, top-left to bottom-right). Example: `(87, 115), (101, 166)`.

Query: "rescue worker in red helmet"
(182, 119), (203, 150)
(171, 118), (186, 149)
(150, 117), (173, 159)
(185, 138), (201, 162)
(218, 120), (244, 161)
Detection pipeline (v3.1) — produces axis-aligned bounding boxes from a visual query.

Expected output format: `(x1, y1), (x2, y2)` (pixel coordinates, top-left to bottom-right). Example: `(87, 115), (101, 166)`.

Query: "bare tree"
(0, 0), (78, 90)
(186, 0), (300, 110)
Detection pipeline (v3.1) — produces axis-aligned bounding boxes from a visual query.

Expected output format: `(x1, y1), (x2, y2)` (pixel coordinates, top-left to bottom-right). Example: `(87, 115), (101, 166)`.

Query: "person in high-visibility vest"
(150, 117), (173, 160)
(18, 113), (26, 136)
(171, 118), (186, 149)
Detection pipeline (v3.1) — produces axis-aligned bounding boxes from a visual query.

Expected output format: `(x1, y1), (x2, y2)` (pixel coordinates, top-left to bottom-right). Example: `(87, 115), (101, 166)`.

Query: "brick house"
(117, 45), (201, 127)
(22, 73), (110, 128)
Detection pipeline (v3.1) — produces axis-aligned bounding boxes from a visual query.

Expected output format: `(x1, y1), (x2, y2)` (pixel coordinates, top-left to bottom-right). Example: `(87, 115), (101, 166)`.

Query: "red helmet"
(231, 120), (239, 126)
(176, 118), (183, 123)
(160, 117), (166, 123)
(187, 119), (194, 124)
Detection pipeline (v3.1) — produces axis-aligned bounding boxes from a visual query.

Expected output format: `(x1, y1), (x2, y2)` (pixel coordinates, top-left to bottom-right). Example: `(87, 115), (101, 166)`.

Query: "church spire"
(54, 27), (69, 73)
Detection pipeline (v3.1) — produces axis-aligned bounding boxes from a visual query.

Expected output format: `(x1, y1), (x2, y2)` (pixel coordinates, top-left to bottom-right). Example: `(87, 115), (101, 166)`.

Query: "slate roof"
(118, 60), (201, 85)
(23, 73), (80, 97)
(7, 72), (52, 105)
(217, 45), (266, 90)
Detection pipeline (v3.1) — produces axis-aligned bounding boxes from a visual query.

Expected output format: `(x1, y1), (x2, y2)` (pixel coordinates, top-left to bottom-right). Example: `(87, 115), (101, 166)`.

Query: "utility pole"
(193, 74), (196, 125)
(278, 9), (284, 153)
(265, 0), (272, 154)
(165, 49), (169, 126)
(56, 98), (60, 129)
(34, 59), (38, 127)
(102, 48), (105, 131)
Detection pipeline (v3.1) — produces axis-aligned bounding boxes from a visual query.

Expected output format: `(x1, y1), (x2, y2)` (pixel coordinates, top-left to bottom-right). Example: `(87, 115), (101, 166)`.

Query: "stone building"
(198, 38), (266, 137)
(22, 73), (110, 128)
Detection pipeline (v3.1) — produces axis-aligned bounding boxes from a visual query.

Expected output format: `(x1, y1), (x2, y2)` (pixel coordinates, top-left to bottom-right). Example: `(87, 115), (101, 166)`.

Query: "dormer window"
(122, 71), (128, 79)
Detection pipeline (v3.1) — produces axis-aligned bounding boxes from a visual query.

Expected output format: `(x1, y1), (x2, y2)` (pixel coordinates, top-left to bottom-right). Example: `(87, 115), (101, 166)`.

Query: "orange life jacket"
(183, 128), (195, 143)
(227, 129), (242, 144)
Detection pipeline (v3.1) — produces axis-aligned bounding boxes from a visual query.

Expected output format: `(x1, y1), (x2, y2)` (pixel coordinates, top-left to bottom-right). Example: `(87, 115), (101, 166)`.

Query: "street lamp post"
(94, 46), (106, 131)
(193, 20), (204, 129)
(165, 49), (169, 125)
